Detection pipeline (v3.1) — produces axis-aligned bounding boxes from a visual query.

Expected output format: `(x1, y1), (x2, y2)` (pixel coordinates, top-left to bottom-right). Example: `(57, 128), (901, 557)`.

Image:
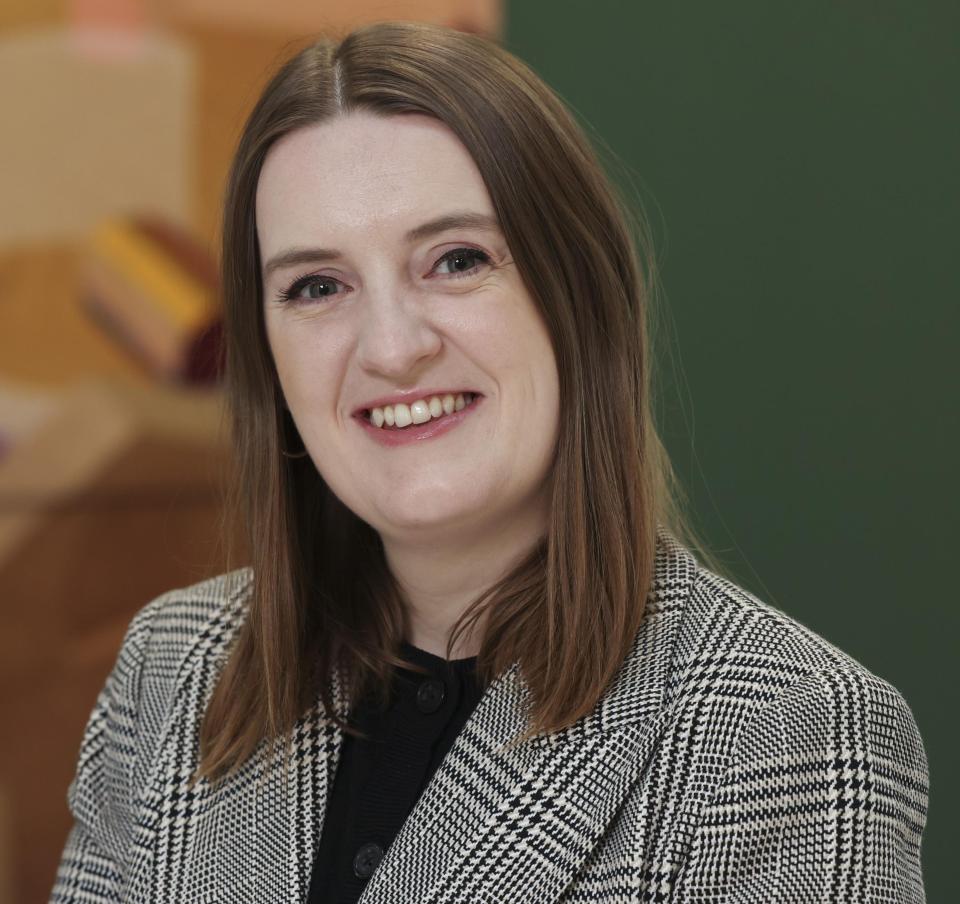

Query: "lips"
(352, 389), (482, 417)
(355, 393), (483, 446)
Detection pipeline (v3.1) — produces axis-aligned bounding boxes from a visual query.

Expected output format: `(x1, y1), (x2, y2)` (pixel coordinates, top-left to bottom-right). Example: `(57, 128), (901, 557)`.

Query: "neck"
(380, 503), (548, 660)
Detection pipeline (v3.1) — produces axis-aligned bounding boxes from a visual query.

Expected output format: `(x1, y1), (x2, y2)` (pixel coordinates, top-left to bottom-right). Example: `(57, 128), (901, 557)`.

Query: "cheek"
(508, 309), (559, 408)
(266, 323), (336, 415)
(522, 329), (561, 453)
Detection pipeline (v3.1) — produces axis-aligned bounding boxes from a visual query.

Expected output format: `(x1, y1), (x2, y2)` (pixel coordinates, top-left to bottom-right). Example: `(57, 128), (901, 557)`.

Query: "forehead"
(255, 111), (494, 252)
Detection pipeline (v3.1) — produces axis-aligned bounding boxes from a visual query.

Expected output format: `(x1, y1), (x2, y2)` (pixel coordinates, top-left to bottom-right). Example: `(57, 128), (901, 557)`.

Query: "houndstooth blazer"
(51, 529), (929, 903)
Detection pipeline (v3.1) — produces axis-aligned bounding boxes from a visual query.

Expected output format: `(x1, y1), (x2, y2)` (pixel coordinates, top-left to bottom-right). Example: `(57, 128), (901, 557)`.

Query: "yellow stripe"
(90, 221), (215, 334)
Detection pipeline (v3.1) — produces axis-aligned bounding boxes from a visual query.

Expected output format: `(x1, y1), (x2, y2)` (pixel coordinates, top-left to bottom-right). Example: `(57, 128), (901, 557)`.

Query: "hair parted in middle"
(197, 20), (699, 786)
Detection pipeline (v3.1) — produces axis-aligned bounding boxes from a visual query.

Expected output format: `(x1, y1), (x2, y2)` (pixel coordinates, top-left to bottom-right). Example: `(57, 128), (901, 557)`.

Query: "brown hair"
(196, 20), (710, 786)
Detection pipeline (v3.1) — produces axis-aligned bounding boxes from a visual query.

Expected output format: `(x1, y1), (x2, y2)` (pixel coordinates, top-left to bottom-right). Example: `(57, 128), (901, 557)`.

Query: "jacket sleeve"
(49, 604), (155, 903)
(674, 667), (930, 903)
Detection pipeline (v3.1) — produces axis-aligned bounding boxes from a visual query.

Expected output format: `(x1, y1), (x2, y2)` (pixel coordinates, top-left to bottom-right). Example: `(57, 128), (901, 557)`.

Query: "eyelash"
(274, 247), (492, 304)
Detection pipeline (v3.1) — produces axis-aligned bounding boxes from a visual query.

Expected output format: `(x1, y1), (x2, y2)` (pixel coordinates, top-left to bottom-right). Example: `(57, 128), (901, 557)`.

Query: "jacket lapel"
(284, 529), (696, 903)
(286, 666), (348, 900)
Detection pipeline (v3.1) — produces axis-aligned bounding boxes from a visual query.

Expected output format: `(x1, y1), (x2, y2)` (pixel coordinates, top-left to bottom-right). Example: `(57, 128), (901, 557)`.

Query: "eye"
(432, 247), (491, 279)
(275, 274), (342, 304)
(273, 247), (492, 306)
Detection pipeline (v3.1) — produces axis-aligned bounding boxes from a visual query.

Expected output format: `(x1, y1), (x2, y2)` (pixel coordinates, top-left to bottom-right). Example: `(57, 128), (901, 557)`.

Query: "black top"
(307, 642), (484, 904)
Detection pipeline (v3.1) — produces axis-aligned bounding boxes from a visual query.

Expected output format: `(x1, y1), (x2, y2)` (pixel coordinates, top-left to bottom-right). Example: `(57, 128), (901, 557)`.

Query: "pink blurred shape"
(68, 0), (150, 60)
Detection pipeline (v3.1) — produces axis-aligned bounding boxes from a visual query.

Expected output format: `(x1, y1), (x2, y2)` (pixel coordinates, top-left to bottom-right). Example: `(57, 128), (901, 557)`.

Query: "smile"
(365, 392), (476, 429)
(355, 393), (482, 446)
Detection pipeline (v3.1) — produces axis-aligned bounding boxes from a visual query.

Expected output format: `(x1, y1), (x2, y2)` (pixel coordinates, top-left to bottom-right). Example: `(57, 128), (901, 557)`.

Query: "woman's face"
(257, 111), (560, 547)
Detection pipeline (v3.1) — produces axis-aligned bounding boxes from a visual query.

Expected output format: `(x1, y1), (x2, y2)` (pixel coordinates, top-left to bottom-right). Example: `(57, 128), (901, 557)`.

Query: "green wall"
(505, 2), (957, 899)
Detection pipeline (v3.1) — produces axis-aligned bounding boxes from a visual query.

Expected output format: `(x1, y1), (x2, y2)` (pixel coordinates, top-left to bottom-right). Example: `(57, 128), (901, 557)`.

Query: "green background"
(505, 2), (957, 899)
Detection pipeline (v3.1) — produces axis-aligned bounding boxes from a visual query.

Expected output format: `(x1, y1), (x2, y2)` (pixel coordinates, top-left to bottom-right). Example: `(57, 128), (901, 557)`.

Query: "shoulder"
(60, 569), (255, 865)
(678, 558), (903, 700)
(665, 548), (927, 780)
(683, 561), (872, 677)
(130, 567), (254, 665)
(107, 568), (254, 742)
(110, 568), (254, 678)
(650, 550), (930, 900)
(640, 531), (925, 762)
(650, 531), (904, 704)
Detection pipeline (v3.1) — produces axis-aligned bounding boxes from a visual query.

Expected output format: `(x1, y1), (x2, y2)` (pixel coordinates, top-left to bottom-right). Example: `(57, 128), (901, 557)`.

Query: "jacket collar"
(293, 526), (697, 902)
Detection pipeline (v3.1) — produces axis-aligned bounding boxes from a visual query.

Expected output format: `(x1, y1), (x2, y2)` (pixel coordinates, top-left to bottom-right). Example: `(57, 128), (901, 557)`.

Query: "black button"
(352, 841), (384, 878)
(416, 678), (446, 713)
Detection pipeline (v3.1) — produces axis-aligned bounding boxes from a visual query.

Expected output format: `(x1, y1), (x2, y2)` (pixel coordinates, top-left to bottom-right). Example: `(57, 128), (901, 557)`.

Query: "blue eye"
(276, 274), (341, 303)
(433, 247), (491, 278)
(274, 247), (491, 305)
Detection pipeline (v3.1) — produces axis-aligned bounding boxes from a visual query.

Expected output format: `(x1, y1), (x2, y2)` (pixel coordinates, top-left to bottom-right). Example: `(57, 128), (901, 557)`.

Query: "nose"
(354, 292), (443, 380)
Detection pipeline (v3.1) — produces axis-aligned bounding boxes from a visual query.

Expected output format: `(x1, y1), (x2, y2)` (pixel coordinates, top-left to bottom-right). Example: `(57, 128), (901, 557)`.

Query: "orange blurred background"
(0, 2), (501, 901)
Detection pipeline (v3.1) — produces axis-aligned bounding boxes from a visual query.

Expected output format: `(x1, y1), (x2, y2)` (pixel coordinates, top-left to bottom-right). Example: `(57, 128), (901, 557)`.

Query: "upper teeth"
(368, 393), (474, 429)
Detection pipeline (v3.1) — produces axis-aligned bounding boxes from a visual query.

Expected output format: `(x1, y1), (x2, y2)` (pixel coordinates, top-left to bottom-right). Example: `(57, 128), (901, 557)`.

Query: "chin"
(378, 508), (475, 534)
(373, 503), (493, 540)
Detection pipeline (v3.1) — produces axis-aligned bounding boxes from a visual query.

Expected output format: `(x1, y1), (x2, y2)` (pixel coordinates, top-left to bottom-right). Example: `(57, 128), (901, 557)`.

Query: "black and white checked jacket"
(51, 530), (929, 902)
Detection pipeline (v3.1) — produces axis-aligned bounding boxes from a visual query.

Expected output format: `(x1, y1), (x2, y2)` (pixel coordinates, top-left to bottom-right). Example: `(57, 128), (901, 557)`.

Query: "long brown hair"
(197, 20), (709, 786)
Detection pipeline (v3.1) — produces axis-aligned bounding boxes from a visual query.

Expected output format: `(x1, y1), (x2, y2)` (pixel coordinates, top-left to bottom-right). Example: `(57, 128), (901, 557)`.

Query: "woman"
(51, 21), (928, 903)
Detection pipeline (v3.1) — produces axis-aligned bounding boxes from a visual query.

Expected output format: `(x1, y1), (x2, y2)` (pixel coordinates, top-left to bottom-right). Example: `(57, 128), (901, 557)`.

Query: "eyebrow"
(262, 211), (502, 279)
